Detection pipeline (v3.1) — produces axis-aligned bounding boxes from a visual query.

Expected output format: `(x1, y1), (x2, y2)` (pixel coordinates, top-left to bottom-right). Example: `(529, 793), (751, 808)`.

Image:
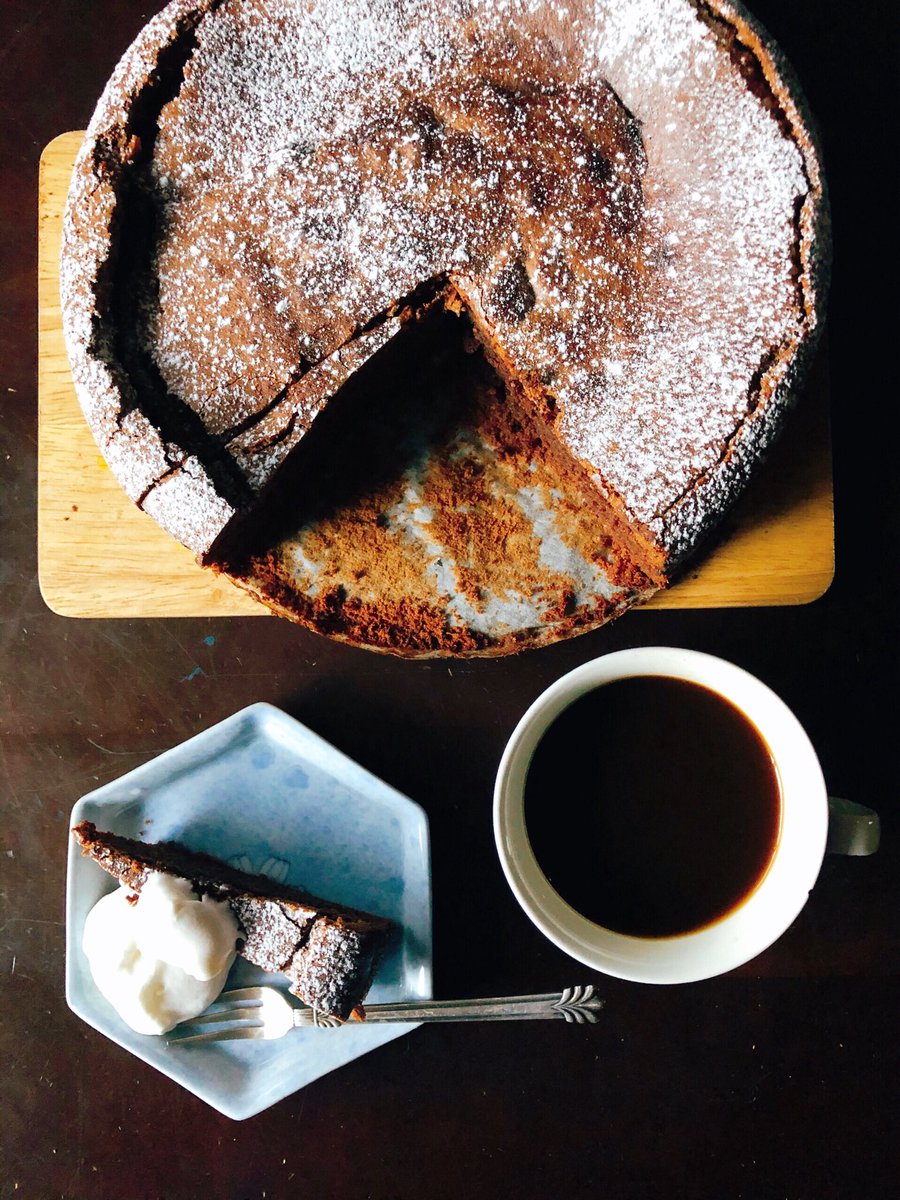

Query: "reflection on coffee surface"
(524, 676), (782, 937)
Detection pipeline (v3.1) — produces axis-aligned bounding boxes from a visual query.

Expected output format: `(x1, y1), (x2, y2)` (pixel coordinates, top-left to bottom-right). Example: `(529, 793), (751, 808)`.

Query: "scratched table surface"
(1, 3), (897, 1197)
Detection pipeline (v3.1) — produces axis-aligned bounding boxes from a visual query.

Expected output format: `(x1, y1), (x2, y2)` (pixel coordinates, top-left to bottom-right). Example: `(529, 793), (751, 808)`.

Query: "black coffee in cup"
(523, 676), (782, 938)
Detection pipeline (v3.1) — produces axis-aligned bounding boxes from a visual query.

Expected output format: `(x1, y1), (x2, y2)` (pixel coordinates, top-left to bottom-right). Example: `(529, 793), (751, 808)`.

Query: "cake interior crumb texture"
(60, 0), (829, 657)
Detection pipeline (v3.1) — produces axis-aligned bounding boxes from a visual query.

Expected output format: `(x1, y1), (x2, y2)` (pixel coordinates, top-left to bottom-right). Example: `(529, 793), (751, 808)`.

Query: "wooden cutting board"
(38, 132), (834, 619)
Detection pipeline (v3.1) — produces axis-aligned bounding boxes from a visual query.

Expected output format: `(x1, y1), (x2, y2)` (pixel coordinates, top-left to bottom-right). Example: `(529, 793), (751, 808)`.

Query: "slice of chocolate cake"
(72, 821), (395, 1020)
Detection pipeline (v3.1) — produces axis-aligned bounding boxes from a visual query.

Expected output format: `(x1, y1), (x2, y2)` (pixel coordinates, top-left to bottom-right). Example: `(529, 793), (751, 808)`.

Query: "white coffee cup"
(493, 647), (879, 984)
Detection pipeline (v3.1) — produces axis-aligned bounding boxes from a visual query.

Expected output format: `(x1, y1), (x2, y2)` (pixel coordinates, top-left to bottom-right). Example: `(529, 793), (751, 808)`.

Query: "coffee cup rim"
(493, 647), (828, 984)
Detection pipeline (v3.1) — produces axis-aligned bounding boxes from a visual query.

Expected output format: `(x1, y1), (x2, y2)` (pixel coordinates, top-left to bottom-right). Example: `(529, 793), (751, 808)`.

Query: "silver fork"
(167, 985), (603, 1044)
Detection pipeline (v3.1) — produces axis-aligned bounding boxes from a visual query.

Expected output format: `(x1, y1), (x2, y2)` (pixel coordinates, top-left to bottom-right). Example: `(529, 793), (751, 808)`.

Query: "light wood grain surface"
(38, 131), (834, 619)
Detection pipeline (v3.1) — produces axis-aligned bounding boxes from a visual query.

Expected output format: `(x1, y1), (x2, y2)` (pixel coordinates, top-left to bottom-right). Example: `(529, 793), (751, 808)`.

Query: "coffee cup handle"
(826, 796), (880, 856)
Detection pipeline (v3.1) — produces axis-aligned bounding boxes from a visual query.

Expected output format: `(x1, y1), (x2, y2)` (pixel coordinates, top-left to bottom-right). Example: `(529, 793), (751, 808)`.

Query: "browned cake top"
(153, 67), (646, 435)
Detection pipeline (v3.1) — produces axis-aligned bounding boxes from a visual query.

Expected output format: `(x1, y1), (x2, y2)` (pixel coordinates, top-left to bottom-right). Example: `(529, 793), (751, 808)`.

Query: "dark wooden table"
(2, 2), (896, 1196)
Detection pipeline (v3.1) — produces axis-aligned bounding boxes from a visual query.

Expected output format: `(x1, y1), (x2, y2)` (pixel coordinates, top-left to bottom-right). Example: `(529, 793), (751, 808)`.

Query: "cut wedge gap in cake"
(216, 276), (451, 503)
(212, 302), (657, 658)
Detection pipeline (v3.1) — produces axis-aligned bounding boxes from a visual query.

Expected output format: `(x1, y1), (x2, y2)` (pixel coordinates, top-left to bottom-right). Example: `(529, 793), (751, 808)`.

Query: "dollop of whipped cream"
(82, 872), (239, 1035)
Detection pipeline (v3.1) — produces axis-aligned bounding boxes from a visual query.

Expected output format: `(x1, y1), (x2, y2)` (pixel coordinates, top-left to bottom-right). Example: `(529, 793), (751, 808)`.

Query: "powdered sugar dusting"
(60, 0), (242, 555)
(61, 0), (827, 577)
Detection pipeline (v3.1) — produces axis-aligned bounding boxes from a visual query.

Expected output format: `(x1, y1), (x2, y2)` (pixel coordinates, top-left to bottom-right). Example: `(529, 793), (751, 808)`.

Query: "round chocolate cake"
(61, 0), (828, 657)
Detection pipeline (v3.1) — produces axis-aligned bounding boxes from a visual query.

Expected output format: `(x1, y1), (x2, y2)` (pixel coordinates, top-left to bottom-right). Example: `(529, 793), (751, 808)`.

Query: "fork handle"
(301, 985), (603, 1027)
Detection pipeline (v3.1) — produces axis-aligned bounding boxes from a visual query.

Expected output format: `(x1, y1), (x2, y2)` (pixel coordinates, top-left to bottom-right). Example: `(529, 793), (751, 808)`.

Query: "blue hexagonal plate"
(66, 703), (432, 1119)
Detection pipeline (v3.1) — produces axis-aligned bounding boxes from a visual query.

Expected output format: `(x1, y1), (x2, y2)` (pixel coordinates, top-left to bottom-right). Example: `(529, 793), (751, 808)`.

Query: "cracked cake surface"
(61, 0), (828, 656)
